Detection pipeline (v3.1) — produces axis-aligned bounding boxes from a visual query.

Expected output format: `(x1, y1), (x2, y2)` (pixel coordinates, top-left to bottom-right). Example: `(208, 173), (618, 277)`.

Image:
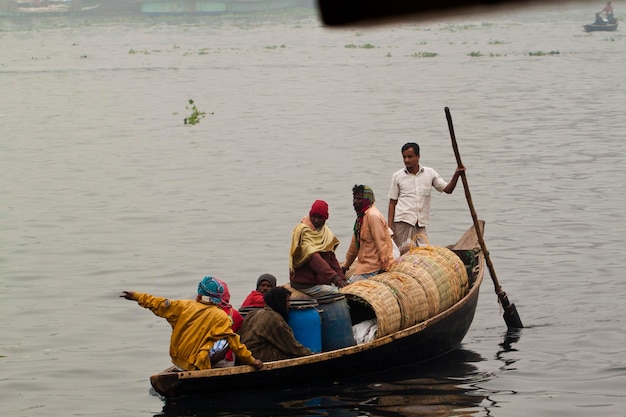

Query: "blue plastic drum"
(316, 294), (355, 351)
(287, 299), (322, 353)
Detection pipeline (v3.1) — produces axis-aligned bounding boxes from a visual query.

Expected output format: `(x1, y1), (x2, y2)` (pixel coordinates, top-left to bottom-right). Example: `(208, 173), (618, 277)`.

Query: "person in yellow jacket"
(120, 276), (263, 371)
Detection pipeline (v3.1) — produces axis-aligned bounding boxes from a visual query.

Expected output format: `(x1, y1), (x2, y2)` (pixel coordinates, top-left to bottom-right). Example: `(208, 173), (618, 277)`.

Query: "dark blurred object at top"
(316, 0), (574, 26)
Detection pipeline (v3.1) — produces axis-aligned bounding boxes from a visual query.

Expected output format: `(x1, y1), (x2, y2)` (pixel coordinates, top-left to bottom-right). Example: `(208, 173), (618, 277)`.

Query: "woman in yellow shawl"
(289, 200), (347, 298)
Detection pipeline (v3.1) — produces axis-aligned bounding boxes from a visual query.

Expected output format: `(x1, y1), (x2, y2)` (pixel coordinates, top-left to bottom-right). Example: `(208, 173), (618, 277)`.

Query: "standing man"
(289, 200), (347, 298)
(342, 185), (394, 283)
(388, 142), (465, 251)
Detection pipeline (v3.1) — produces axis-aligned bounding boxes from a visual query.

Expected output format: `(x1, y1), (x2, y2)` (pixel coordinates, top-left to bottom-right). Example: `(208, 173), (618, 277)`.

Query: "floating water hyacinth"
(184, 99), (210, 126)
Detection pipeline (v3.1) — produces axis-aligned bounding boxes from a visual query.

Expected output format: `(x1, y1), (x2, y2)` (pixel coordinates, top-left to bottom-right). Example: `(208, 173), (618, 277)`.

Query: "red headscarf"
(309, 200), (329, 219)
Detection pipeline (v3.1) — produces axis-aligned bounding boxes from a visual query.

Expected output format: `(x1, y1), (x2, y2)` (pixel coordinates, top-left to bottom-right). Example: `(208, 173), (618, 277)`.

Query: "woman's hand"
(251, 359), (264, 370)
(120, 291), (135, 300)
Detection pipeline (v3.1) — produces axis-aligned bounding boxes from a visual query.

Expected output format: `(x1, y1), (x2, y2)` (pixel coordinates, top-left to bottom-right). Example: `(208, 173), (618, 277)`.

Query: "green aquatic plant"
(412, 51), (438, 58)
(345, 43), (376, 49)
(441, 24), (480, 32)
(528, 50), (560, 56)
(184, 100), (209, 126)
(468, 51), (482, 57)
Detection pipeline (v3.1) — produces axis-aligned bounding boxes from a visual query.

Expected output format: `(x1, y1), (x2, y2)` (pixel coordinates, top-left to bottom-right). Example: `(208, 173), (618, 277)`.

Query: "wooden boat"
(150, 223), (486, 401)
(583, 20), (619, 32)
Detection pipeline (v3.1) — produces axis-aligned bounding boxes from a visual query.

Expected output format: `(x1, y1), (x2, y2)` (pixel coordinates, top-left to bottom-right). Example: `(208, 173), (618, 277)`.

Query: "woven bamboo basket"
(340, 279), (402, 338)
(426, 246), (469, 297)
(372, 271), (430, 328)
(408, 246), (469, 299)
(399, 253), (456, 311)
(389, 258), (441, 317)
(396, 246), (468, 312)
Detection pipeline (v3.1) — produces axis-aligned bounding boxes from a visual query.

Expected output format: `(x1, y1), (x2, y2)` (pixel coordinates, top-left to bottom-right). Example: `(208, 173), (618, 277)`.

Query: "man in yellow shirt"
(342, 185), (394, 283)
(120, 276), (263, 371)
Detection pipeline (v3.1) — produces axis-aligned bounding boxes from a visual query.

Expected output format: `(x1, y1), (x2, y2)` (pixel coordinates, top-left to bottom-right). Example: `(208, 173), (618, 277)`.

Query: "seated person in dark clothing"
(288, 200), (347, 298)
(240, 273), (277, 308)
(238, 287), (313, 362)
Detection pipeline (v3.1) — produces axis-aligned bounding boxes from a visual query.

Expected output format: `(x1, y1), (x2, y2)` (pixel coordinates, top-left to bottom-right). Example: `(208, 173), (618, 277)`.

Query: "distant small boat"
(139, 0), (305, 15)
(0, 0), (100, 16)
(583, 19), (619, 32)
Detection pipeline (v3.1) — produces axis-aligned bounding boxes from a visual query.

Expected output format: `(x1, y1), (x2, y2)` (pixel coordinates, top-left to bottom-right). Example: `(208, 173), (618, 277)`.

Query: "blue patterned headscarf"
(198, 276), (224, 305)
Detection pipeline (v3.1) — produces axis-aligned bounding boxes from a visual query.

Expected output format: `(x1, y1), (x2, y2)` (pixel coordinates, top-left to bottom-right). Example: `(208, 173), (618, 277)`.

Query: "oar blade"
(503, 302), (524, 329)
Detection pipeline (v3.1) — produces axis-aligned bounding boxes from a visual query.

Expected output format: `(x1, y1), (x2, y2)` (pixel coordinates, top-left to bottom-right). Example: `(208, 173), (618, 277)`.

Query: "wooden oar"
(444, 107), (524, 329)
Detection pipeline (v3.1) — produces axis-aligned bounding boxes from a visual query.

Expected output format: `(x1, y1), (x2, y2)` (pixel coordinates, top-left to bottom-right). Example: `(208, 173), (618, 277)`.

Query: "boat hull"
(153, 287), (479, 399)
(583, 22), (618, 32)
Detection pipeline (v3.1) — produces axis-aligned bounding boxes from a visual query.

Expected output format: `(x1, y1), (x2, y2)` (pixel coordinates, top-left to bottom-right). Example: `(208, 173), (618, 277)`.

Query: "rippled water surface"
(2, 3), (625, 416)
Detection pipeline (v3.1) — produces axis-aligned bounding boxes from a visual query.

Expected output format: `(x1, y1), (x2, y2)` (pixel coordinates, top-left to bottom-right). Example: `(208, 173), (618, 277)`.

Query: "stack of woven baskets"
(340, 245), (469, 338)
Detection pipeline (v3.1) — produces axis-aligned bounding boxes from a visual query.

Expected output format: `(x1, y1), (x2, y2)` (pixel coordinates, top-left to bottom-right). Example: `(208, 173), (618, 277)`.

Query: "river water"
(1, 3), (625, 417)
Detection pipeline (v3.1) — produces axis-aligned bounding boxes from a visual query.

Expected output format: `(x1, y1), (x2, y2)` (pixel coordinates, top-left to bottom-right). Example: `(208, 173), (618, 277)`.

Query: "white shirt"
(388, 166), (448, 227)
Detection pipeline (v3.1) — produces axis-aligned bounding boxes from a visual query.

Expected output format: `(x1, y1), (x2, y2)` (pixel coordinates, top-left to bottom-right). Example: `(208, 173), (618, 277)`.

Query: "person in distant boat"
(599, 1), (614, 23)
(289, 199), (347, 298)
(240, 273), (277, 308)
(342, 185), (394, 283)
(238, 287), (313, 362)
(213, 278), (244, 368)
(388, 142), (465, 251)
(120, 276), (263, 372)
(594, 12), (606, 24)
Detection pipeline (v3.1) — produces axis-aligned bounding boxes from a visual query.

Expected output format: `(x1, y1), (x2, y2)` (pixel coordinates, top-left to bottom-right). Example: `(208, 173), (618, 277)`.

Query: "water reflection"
(496, 329), (522, 370)
(155, 348), (494, 417)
